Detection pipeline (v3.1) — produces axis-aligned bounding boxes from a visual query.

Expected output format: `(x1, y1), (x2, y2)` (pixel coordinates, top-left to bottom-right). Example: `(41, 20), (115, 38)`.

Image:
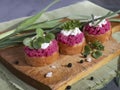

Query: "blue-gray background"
(0, 0), (120, 22)
(0, 0), (120, 90)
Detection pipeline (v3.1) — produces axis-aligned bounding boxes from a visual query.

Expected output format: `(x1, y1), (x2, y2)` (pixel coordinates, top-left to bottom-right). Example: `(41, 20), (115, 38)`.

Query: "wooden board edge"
(56, 49), (120, 90)
(0, 56), (52, 90)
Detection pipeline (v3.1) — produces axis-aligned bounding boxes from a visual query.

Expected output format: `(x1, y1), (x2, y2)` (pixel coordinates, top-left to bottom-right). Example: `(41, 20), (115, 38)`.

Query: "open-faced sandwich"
(57, 20), (85, 55)
(23, 28), (59, 67)
(83, 16), (111, 43)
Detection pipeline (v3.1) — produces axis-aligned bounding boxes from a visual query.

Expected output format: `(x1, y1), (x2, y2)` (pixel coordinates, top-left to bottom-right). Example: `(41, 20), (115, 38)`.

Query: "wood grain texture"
(0, 38), (120, 90)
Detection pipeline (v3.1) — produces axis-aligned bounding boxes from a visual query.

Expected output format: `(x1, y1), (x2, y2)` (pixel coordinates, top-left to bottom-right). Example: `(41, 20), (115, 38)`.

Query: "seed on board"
(67, 63), (72, 68)
(66, 85), (71, 90)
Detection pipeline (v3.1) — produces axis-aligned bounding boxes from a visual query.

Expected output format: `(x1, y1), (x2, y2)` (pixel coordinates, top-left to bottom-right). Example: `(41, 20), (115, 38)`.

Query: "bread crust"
(25, 51), (59, 67)
(84, 29), (112, 43)
(58, 39), (85, 55)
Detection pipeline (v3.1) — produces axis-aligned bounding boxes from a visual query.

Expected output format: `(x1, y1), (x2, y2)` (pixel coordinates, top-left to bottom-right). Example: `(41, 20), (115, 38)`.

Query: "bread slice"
(58, 39), (85, 55)
(25, 51), (59, 67)
(84, 29), (112, 43)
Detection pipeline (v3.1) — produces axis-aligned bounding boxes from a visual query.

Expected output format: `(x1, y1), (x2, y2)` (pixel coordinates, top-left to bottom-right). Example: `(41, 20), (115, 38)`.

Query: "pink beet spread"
(57, 33), (84, 46)
(24, 40), (58, 57)
(83, 19), (111, 35)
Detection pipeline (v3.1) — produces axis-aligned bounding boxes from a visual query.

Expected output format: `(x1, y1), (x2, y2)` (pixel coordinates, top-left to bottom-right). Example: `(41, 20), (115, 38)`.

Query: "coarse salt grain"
(45, 72), (53, 78)
(86, 57), (92, 62)
(50, 65), (56, 69)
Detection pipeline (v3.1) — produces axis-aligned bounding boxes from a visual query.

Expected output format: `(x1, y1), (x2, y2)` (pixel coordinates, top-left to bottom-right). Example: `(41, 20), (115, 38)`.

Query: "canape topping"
(61, 27), (82, 36)
(83, 15), (111, 35)
(57, 20), (84, 46)
(57, 33), (84, 46)
(24, 28), (58, 57)
(41, 42), (51, 49)
(89, 16), (107, 27)
(84, 19), (110, 35)
(23, 28), (55, 49)
(24, 40), (58, 57)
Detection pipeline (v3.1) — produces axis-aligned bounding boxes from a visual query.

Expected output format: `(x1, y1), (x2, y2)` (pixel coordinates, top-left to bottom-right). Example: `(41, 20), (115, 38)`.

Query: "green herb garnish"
(23, 28), (55, 49)
(88, 10), (120, 27)
(92, 50), (102, 59)
(61, 20), (81, 30)
(91, 41), (104, 50)
(83, 45), (91, 56)
(83, 41), (104, 59)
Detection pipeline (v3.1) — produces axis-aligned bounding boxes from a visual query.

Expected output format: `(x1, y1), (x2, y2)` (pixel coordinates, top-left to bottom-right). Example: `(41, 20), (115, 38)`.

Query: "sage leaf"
(92, 50), (102, 59)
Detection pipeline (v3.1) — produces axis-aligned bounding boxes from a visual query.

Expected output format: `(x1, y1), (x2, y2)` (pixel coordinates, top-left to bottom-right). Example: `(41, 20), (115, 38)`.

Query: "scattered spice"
(67, 63), (72, 68)
(14, 61), (19, 65)
(90, 76), (94, 80)
(66, 85), (71, 90)
(84, 54), (87, 58)
(79, 60), (84, 63)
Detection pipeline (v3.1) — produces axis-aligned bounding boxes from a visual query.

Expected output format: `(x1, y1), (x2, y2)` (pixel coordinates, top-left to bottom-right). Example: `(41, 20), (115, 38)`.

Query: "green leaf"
(91, 41), (104, 51)
(44, 37), (51, 43)
(36, 28), (44, 37)
(109, 19), (120, 22)
(83, 45), (91, 56)
(37, 37), (45, 43)
(15, 0), (60, 33)
(92, 50), (102, 59)
(91, 14), (94, 24)
(61, 20), (81, 30)
(23, 38), (32, 48)
(32, 39), (41, 49)
(45, 33), (55, 40)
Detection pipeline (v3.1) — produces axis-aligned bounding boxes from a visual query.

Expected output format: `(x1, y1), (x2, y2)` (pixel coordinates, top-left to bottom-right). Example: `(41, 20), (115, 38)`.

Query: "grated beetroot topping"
(57, 33), (84, 46)
(24, 40), (58, 57)
(83, 20), (111, 35)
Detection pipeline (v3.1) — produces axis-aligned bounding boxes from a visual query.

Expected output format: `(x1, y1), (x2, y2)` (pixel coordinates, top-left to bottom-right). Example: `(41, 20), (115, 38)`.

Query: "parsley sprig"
(61, 20), (82, 30)
(83, 41), (104, 59)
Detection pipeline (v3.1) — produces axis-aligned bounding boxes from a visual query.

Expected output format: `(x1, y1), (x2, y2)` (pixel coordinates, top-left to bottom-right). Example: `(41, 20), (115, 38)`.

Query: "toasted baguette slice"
(25, 51), (59, 67)
(84, 29), (112, 43)
(58, 39), (85, 55)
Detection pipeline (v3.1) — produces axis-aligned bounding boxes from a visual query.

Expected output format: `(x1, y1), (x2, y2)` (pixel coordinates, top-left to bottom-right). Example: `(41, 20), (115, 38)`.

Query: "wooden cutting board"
(0, 19), (120, 90)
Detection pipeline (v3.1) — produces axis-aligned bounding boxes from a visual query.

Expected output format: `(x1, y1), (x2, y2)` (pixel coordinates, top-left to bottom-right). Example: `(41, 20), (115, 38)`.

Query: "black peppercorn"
(90, 76), (94, 80)
(66, 85), (71, 90)
(79, 60), (84, 63)
(14, 61), (19, 65)
(84, 54), (87, 58)
(67, 63), (72, 68)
